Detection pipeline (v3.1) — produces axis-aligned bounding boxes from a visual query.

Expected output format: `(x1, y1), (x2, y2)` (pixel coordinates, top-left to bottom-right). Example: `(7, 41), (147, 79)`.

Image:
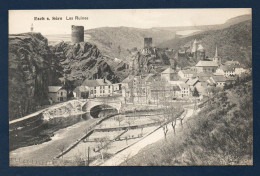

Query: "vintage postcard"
(9, 9), (252, 166)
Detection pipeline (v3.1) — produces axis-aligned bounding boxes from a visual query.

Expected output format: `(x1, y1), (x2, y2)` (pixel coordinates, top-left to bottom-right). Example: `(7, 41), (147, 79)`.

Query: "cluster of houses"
(47, 78), (123, 103)
(120, 45), (248, 104)
(47, 40), (249, 104)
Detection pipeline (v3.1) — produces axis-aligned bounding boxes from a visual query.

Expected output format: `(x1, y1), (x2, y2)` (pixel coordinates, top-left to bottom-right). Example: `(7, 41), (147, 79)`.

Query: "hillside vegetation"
(85, 27), (176, 59)
(122, 74), (253, 166)
(158, 20), (252, 68)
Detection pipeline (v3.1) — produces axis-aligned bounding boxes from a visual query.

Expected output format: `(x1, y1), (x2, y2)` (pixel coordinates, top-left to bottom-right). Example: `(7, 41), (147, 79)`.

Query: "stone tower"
(71, 25), (84, 44)
(144, 38), (152, 48)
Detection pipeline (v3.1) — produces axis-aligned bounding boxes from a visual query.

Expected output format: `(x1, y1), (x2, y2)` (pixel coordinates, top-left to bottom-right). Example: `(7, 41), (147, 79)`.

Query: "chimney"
(103, 78), (106, 83)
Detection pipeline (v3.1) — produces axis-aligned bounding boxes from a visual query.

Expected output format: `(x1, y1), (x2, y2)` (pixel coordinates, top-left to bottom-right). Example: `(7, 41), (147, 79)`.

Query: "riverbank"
(10, 117), (98, 166)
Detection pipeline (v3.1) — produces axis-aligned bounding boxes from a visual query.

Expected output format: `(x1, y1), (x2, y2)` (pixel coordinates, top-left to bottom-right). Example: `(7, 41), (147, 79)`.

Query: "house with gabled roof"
(178, 69), (196, 79)
(178, 83), (190, 98)
(73, 86), (90, 99)
(209, 75), (227, 87)
(195, 60), (219, 73)
(48, 86), (67, 103)
(82, 78), (113, 98)
(161, 67), (175, 82)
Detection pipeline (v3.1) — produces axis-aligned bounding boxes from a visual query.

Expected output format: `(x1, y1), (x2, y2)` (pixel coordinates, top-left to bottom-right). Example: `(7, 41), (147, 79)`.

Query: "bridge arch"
(82, 99), (122, 118)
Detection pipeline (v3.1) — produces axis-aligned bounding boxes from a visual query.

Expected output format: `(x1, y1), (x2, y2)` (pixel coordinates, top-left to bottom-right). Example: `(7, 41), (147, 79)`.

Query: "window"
(61, 91), (63, 96)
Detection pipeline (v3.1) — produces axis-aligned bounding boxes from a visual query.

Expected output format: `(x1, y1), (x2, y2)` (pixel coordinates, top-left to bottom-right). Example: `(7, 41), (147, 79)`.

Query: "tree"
(115, 116), (123, 126)
(93, 137), (110, 163)
(178, 109), (187, 129)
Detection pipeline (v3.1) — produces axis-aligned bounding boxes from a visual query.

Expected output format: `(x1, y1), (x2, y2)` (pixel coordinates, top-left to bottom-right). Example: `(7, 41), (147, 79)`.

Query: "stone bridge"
(82, 98), (122, 113)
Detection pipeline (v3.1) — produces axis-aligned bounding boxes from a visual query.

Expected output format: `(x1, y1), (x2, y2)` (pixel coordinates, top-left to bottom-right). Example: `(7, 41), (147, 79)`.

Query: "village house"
(48, 86), (67, 103)
(178, 83), (190, 98)
(209, 75), (227, 87)
(161, 67), (175, 82)
(195, 60), (219, 73)
(225, 60), (240, 66)
(215, 65), (236, 77)
(186, 78), (199, 92)
(178, 69), (196, 79)
(73, 86), (89, 99)
(81, 78), (113, 98)
(216, 65), (246, 77)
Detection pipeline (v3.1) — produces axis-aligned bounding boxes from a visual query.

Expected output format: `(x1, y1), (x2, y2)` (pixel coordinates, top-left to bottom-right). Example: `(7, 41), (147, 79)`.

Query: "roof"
(225, 60), (240, 66)
(144, 74), (154, 82)
(170, 73), (181, 81)
(194, 72), (213, 78)
(197, 44), (205, 51)
(172, 85), (181, 91)
(48, 86), (63, 93)
(145, 74), (161, 82)
(73, 86), (89, 92)
(179, 70), (196, 75)
(179, 83), (189, 89)
(82, 79), (112, 87)
(186, 48), (191, 53)
(218, 65), (237, 72)
(186, 78), (199, 86)
(121, 76), (134, 83)
(211, 75), (226, 82)
(195, 60), (218, 67)
(161, 67), (175, 74)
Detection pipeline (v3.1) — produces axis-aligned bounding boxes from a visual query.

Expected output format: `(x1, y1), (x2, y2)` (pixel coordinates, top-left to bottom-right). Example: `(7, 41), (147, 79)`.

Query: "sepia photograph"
(8, 9), (252, 166)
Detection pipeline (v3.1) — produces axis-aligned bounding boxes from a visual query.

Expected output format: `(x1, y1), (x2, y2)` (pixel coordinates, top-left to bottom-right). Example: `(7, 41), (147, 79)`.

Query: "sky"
(9, 9), (251, 35)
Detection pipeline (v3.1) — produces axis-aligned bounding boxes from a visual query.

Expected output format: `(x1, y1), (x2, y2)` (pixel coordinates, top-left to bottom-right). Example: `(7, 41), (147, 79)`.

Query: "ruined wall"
(71, 25), (84, 44)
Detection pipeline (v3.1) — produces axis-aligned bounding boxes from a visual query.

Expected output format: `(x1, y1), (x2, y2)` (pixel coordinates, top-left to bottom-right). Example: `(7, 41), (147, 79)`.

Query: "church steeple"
(213, 45), (221, 65)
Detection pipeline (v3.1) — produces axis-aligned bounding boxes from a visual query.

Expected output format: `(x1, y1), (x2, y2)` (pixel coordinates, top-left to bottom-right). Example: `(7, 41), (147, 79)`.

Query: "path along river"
(101, 108), (194, 166)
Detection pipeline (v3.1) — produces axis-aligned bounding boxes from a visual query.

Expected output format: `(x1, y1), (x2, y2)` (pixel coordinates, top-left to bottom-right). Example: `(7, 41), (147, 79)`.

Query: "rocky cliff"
(9, 33), (62, 120)
(51, 41), (119, 83)
(9, 33), (120, 120)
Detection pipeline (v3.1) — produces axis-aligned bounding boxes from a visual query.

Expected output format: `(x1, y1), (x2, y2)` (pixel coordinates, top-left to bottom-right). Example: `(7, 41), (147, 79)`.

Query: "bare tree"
(171, 118), (177, 134)
(178, 109), (187, 129)
(115, 116), (123, 126)
(162, 124), (169, 140)
(58, 144), (66, 161)
(93, 137), (110, 163)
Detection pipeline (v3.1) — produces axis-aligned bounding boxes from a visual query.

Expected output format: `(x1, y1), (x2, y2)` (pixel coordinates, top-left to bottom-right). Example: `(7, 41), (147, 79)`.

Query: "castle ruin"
(144, 38), (152, 48)
(71, 25), (84, 44)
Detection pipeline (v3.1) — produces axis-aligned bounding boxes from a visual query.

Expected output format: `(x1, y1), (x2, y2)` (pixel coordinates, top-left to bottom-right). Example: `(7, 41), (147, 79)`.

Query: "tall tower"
(213, 46), (221, 65)
(30, 23), (34, 32)
(144, 38), (152, 48)
(71, 25), (84, 44)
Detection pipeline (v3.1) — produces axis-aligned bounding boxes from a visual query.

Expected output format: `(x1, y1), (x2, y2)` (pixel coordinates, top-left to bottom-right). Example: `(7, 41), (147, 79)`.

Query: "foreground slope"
(122, 74), (253, 166)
